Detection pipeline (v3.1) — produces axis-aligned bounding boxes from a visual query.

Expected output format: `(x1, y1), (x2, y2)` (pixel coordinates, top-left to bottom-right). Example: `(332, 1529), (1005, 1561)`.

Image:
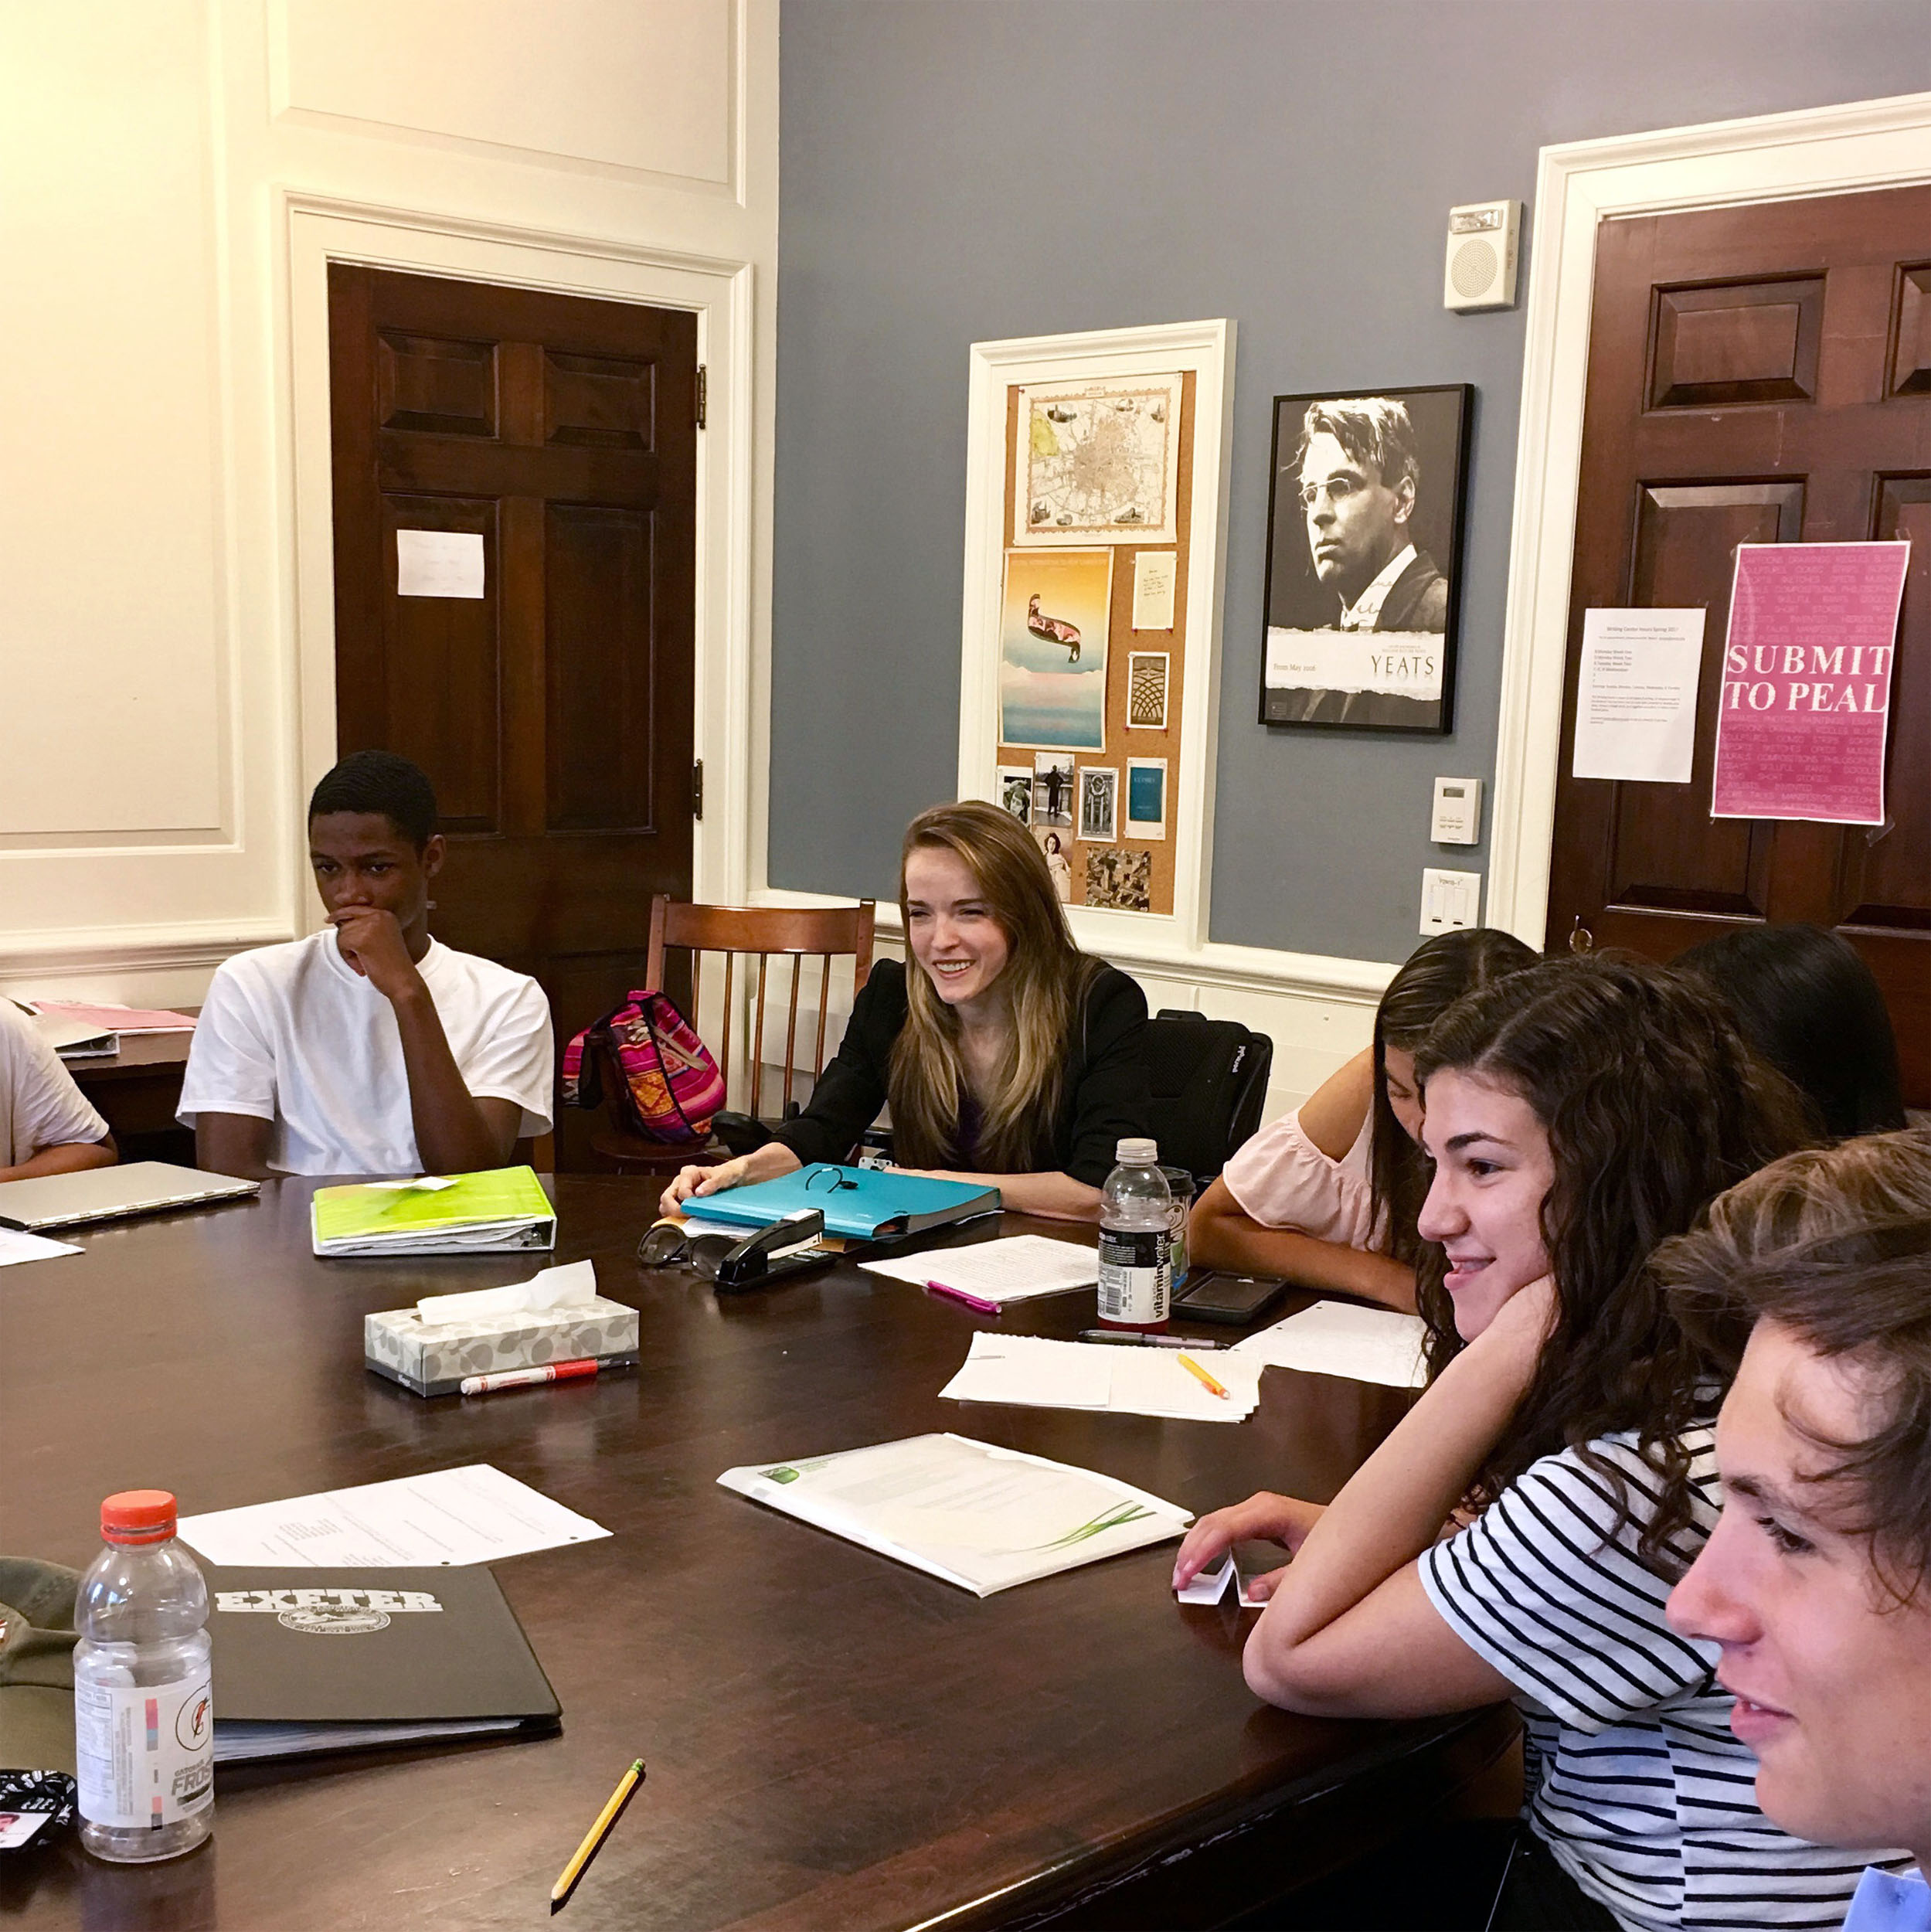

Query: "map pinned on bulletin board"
(1013, 376), (1183, 547)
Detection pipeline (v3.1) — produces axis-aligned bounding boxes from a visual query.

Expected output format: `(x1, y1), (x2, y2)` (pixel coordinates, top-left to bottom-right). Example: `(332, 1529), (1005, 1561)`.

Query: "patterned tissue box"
(364, 1296), (641, 1397)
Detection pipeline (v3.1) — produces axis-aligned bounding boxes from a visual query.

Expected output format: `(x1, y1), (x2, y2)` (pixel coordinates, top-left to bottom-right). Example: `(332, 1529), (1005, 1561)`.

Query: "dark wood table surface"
(0, 1179), (1510, 1931)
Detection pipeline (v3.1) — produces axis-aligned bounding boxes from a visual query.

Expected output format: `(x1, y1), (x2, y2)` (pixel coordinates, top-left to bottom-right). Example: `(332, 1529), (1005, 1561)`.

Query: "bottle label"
(74, 1675), (214, 1831)
(1097, 1226), (1171, 1325)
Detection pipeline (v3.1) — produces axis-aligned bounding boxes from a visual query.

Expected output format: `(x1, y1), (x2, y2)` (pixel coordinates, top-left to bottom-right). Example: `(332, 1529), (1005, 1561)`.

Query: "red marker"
(461, 1358), (601, 1396)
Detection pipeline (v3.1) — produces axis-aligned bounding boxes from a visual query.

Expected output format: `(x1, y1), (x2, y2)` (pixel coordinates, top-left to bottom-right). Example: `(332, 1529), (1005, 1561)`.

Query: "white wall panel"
(273, 0), (734, 188)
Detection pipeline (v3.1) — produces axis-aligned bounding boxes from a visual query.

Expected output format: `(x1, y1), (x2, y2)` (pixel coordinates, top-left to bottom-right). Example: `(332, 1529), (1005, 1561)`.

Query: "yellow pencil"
(1177, 1352), (1231, 1400)
(551, 1757), (645, 1913)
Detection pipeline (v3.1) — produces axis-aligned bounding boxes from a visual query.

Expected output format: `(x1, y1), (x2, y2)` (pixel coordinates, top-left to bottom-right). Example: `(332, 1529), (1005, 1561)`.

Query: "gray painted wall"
(770, 0), (1931, 963)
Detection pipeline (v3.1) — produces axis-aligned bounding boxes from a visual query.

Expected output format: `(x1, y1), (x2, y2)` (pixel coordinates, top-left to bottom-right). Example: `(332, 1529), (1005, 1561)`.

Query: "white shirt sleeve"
(176, 963), (277, 1126)
(1, 1006), (110, 1162)
(451, 975), (555, 1138)
(1417, 1434), (1722, 1732)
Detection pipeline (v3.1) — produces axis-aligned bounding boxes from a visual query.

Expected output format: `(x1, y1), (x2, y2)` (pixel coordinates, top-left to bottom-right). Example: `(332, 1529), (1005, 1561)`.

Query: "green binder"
(311, 1168), (557, 1257)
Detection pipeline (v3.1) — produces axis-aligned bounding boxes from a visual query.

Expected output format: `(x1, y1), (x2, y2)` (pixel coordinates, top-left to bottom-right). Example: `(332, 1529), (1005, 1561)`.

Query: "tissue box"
(364, 1296), (641, 1397)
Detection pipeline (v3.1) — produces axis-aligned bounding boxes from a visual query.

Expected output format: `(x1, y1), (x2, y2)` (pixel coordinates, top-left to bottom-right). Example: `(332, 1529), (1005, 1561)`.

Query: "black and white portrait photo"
(1259, 385), (1470, 734)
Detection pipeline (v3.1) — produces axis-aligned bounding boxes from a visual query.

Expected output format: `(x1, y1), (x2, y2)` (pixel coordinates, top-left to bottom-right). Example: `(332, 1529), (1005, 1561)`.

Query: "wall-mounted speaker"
(1443, 199), (1521, 312)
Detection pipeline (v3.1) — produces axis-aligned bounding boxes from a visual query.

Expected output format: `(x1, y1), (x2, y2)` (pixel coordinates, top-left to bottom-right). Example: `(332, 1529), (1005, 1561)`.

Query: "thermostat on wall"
(1430, 776), (1482, 845)
(1444, 200), (1521, 311)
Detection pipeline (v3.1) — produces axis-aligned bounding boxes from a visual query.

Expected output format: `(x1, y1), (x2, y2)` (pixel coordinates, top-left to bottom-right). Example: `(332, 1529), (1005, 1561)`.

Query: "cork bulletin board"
(959, 321), (1234, 951)
(991, 371), (1197, 916)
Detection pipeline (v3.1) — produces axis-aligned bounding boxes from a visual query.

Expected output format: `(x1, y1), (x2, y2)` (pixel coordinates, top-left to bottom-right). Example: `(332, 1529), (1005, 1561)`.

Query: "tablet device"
(1171, 1270), (1290, 1327)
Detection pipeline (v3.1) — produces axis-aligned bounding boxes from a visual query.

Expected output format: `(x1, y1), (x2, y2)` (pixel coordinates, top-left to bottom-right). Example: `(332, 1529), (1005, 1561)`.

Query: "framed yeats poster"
(1259, 385), (1471, 735)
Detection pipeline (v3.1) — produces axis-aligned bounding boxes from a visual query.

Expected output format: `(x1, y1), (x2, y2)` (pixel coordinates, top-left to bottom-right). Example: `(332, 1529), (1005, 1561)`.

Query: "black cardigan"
(770, 959), (1151, 1188)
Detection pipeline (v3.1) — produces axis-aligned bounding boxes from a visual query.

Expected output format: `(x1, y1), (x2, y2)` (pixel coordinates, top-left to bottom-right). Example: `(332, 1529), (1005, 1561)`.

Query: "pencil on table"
(551, 1757), (645, 1913)
(1176, 1352), (1231, 1400)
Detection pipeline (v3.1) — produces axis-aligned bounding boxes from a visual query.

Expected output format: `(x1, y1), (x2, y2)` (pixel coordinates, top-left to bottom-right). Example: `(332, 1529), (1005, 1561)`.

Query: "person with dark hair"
(1672, 923), (1907, 1141)
(1660, 1133), (1931, 1930)
(1189, 927), (1537, 1311)
(178, 750), (553, 1178)
(661, 801), (1148, 1221)
(1174, 957), (1828, 1932)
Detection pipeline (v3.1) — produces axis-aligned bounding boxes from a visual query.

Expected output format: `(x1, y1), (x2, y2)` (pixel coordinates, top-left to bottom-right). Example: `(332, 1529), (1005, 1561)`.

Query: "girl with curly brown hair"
(1173, 955), (1838, 1932)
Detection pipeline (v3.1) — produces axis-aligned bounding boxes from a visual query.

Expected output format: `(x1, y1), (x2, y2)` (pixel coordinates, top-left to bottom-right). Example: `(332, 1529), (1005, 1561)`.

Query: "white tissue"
(414, 1259), (598, 1328)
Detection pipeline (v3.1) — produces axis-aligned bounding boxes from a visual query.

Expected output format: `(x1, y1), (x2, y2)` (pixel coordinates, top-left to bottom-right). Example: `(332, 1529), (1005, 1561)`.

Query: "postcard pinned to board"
(1131, 550), (1178, 631)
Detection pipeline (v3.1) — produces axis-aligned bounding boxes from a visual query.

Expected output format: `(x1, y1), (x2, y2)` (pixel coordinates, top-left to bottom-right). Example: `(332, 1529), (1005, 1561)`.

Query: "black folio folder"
(204, 1566), (560, 1764)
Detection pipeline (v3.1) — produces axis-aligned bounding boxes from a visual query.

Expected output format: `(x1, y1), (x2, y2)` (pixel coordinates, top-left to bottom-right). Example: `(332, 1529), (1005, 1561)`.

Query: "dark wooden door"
(1547, 187), (1931, 1105)
(328, 266), (699, 1163)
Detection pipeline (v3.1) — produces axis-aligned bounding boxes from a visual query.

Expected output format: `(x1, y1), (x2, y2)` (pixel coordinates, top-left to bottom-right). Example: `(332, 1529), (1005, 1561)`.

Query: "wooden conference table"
(0, 1179), (1511, 1931)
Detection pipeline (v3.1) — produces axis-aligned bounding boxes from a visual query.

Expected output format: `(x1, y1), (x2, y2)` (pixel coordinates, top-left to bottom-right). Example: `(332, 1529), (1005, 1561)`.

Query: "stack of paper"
(718, 1433), (1190, 1596)
(177, 1464), (609, 1567)
(859, 1233), (1097, 1305)
(32, 999), (197, 1033)
(311, 1168), (556, 1257)
(1232, 1300), (1429, 1389)
(940, 1332), (1262, 1423)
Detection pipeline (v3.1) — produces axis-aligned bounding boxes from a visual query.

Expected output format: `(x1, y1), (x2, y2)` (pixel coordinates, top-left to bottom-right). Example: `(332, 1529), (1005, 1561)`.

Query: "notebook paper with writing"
(203, 1564), (559, 1764)
(681, 1165), (998, 1241)
(311, 1167), (556, 1257)
(859, 1233), (1099, 1304)
(717, 1433), (1189, 1597)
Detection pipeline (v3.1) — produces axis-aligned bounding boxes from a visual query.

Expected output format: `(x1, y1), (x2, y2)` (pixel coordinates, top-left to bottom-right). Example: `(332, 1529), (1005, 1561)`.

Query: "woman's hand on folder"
(659, 1143), (801, 1217)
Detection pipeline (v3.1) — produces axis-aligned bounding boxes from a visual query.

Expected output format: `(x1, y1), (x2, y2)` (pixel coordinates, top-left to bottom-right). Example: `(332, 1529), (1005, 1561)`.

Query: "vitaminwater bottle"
(1096, 1138), (1173, 1332)
(73, 1490), (214, 1862)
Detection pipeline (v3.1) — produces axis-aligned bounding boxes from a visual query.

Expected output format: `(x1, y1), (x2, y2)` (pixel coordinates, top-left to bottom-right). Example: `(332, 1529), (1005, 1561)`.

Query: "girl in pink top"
(1190, 928), (1536, 1311)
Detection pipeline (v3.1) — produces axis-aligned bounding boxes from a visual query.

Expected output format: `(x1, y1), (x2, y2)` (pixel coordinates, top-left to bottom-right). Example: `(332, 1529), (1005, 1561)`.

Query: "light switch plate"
(1420, 868), (1483, 936)
(1430, 776), (1482, 845)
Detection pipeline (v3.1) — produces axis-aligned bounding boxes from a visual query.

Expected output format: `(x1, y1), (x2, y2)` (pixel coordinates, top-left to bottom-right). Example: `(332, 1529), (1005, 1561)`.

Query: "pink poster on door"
(1711, 542), (1910, 825)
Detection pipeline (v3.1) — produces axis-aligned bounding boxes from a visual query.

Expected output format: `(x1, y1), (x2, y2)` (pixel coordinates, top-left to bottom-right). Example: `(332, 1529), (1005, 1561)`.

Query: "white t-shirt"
(177, 931), (554, 1176)
(1420, 1429), (1902, 1932)
(0, 1002), (110, 1167)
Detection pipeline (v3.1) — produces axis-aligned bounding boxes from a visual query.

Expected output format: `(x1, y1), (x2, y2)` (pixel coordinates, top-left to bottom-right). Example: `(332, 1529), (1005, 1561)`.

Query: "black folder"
(202, 1566), (560, 1764)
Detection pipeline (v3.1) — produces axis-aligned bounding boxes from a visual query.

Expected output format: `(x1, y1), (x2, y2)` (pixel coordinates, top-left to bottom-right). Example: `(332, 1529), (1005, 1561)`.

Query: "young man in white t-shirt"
(178, 751), (553, 1178)
(1664, 1134), (1931, 1932)
(0, 1002), (116, 1179)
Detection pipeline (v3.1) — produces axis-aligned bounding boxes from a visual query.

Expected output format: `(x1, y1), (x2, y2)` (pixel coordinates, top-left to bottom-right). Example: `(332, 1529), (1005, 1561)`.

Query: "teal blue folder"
(679, 1164), (1000, 1241)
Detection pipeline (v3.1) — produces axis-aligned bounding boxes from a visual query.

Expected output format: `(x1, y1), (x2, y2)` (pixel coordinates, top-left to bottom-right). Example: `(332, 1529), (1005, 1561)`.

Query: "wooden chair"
(590, 896), (875, 1175)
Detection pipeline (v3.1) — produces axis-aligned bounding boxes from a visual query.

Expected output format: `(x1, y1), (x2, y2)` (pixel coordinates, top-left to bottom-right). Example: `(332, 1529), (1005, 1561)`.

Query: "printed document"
(0, 1227), (82, 1269)
(177, 1464), (609, 1568)
(1571, 608), (1705, 784)
(860, 1233), (1098, 1304)
(718, 1433), (1190, 1596)
(1232, 1300), (1428, 1389)
(940, 1332), (1261, 1422)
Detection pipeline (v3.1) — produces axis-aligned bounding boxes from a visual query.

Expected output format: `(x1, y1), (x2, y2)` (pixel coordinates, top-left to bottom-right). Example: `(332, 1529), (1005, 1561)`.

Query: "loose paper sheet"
(1570, 608), (1705, 784)
(396, 528), (486, 599)
(859, 1233), (1098, 1304)
(718, 1433), (1190, 1596)
(1131, 549), (1178, 631)
(1231, 1301), (1428, 1390)
(1712, 543), (1909, 825)
(941, 1332), (1261, 1422)
(30, 1001), (196, 1034)
(1175, 1552), (1270, 1608)
(0, 1227), (83, 1268)
(177, 1464), (609, 1568)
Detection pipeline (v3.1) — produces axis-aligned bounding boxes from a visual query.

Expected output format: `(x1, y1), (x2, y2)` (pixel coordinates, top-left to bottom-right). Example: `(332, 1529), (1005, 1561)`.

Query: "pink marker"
(925, 1281), (1001, 1315)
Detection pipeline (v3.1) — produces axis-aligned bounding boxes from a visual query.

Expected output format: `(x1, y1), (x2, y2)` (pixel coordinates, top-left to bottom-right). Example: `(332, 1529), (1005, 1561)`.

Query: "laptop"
(0, 1161), (260, 1232)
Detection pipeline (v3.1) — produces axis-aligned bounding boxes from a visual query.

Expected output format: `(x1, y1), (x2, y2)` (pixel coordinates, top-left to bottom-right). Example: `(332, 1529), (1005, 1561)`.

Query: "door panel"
(329, 265), (698, 1168)
(1546, 188), (1931, 1105)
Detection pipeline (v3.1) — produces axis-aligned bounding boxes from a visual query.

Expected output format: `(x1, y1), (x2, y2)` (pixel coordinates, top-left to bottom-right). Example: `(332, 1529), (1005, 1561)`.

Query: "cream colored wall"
(0, 0), (777, 1009)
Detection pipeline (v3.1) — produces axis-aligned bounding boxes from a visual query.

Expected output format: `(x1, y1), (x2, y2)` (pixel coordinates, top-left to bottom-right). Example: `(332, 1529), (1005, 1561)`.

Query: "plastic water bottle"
(1096, 1138), (1173, 1332)
(73, 1491), (214, 1862)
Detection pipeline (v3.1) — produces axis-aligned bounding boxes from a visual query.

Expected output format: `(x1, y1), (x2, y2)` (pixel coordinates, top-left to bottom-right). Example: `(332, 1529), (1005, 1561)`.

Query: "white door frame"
(1486, 90), (1931, 944)
(281, 192), (760, 941)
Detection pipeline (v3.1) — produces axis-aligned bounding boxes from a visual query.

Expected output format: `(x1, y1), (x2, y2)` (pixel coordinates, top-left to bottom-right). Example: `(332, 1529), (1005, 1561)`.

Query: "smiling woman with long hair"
(662, 801), (1151, 1220)
(1172, 957), (1832, 1932)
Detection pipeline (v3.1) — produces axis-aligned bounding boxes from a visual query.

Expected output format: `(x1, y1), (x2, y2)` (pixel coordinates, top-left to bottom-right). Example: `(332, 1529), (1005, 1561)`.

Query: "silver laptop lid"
(0, 1161), (259, 1232)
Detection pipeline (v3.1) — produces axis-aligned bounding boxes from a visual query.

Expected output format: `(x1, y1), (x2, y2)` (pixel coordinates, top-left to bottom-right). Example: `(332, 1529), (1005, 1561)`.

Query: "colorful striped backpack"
(561, 990), (726, 1146)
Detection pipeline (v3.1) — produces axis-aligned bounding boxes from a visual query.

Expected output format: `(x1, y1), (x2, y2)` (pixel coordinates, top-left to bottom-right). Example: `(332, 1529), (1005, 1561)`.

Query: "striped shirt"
(1419, 1428), (1902, 1932)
